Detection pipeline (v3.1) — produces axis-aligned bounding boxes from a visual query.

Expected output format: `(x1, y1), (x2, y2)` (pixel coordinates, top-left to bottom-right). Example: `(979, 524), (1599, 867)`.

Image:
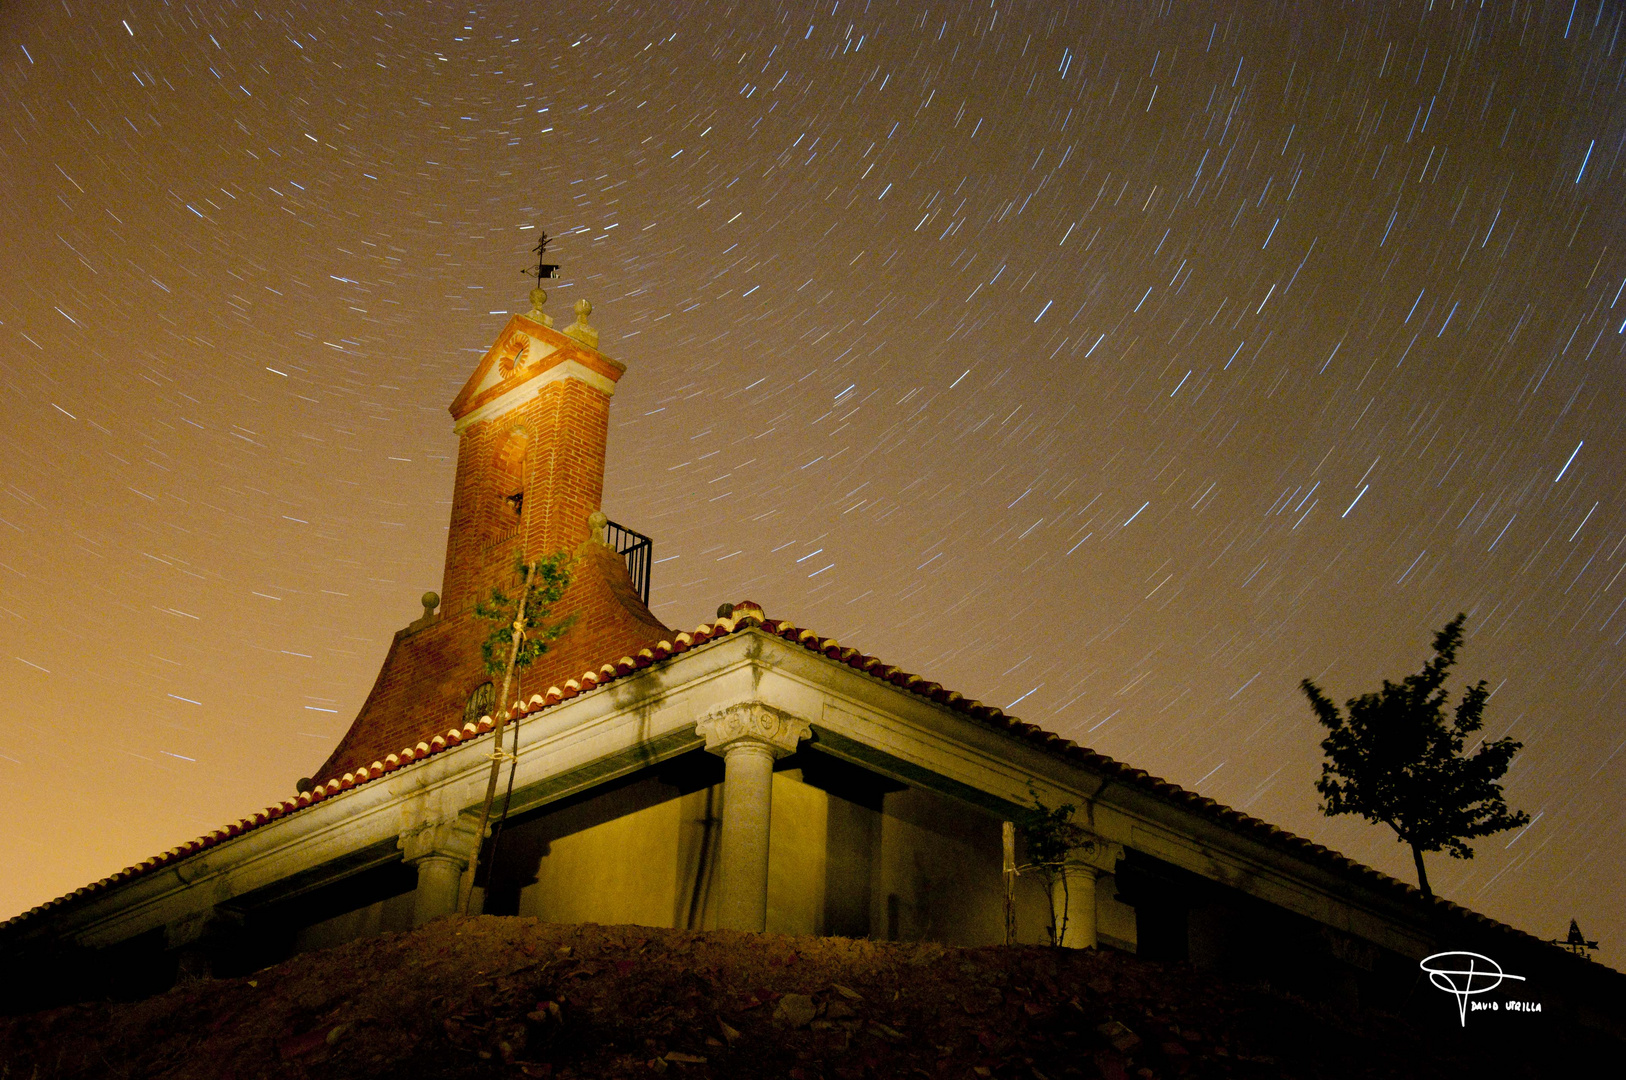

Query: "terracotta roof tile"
(0, 602), (1566, 957)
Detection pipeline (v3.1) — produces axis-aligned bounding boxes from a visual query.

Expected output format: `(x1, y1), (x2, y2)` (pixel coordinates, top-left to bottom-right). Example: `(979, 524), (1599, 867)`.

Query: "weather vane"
(526, 231), (560, 285)
(522, 231), (560, 324)
(1548, 918), (1599, 960)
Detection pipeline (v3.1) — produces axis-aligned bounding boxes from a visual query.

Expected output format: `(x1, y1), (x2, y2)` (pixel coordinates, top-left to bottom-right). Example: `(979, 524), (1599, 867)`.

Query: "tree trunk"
(459, 559), (537, 914)
(1049, 869), (1070, 948)
(1410, 843), (1432, 898)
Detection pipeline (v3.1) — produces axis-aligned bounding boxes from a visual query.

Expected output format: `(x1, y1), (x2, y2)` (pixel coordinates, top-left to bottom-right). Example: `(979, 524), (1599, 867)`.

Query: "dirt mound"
(0, 917), (1600, 1078)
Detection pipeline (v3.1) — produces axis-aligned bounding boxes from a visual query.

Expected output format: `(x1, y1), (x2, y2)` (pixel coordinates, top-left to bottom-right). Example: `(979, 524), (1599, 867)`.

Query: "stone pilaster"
(164, 907), (243, 983)
(695, 703), (811, 932)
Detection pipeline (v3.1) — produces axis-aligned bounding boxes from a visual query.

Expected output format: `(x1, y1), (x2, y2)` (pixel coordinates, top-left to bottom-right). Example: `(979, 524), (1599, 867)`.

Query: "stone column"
(696, 703), (811, 931)
(1051, 838), (1123, 948)
(398, 816), (481, 926)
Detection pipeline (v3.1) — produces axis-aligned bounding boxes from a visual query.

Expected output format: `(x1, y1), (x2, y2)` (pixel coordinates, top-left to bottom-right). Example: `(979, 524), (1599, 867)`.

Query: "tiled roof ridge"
(0, 608), (756, 932)
(0, 600), (1582, 965)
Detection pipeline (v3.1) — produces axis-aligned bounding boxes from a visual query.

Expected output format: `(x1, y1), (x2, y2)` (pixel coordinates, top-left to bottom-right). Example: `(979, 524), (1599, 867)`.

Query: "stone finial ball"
(421, 591), (440, 612)
(575, 298), (592, 319)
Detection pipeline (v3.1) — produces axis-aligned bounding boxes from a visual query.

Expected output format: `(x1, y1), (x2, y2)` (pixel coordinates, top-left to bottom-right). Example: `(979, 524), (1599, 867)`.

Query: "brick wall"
(310, 322), (670, 786)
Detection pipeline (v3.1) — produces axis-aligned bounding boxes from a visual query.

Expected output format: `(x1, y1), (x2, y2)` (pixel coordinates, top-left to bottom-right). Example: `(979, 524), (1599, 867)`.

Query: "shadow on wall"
(476, 748), (1072, 948)
(8, 749), (1131, 1013)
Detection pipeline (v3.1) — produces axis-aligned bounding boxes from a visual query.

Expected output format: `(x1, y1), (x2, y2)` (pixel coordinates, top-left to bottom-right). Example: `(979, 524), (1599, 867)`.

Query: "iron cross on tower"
(527, 232), (560, 285)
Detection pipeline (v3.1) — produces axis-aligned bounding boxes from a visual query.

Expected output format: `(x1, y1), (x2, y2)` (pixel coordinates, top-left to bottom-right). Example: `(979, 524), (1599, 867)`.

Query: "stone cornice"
(453, 358), (617, 433)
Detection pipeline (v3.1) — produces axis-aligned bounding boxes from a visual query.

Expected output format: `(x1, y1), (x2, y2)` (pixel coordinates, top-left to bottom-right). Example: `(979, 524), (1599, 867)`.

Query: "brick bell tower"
(309, 276), (671, 787)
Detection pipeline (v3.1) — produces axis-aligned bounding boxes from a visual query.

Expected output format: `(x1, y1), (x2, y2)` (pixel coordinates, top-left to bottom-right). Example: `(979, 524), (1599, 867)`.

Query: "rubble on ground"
(0, 917), (1602, 1078)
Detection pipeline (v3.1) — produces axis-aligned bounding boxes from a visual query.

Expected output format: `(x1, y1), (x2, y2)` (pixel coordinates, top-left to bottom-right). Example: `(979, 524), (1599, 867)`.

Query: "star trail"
(1, 1), (1623, 963)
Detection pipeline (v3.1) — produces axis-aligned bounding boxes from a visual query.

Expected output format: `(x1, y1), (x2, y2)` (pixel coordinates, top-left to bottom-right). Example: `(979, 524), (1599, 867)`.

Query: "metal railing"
(605, 519), (653, 606)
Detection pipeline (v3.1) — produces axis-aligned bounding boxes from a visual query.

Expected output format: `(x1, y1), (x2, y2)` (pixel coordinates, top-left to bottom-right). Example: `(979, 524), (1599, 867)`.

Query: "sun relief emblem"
(499, 332), (534, 376)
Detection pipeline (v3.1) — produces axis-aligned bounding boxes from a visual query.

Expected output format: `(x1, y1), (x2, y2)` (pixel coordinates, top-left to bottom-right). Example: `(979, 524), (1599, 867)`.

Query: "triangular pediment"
(448, 311), (626, 426)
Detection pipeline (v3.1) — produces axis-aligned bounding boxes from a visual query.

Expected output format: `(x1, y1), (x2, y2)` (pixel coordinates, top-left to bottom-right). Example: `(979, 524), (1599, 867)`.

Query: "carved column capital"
(695, 702), (810, 759)
(397, 814), (482, 867)
(1071, 837), (1125, 874)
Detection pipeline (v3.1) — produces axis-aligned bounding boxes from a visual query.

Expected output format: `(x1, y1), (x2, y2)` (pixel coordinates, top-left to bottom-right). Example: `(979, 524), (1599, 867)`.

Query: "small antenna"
(526, 231), (560, 285)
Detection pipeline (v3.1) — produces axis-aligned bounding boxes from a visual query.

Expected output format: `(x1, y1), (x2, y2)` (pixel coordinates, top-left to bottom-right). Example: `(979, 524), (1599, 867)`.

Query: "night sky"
(2, 1), (1622, 965)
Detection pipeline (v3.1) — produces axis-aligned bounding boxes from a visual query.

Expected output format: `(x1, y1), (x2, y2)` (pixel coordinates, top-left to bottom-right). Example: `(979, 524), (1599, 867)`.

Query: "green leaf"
(476, 550), (578, 676)
(1300, 614), (1528, 892)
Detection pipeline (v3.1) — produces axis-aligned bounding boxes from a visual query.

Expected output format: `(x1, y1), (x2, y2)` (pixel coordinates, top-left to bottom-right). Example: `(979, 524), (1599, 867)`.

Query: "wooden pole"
(458, 558), (536, 915)
(1002, 820), (1017, 946)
